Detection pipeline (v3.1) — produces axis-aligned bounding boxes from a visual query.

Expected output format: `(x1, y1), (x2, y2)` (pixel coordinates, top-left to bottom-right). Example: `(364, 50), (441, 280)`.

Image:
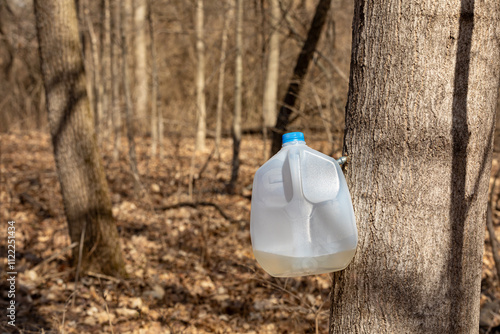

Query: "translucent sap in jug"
(250, 132), (357, 277)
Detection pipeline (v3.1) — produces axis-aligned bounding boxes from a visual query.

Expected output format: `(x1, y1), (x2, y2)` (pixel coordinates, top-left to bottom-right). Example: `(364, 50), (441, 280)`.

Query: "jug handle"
(288, 147), (303, 201)
(287, 146), (313, 246)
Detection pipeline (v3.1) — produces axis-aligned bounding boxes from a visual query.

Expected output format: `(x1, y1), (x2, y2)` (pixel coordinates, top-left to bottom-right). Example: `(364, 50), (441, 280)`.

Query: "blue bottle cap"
(282, 132), (305, 144)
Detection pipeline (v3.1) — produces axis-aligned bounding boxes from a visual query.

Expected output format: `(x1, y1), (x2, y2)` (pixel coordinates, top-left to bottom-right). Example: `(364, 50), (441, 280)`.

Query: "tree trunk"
(270, 0), (332, 155)
(85, 4), (102, 146)
(195, 0), (207, 151)
(215, 2), (230, 160)
(34, 0), (126, 277)
(262, 0), (280, 160)
(121, 0), (142, 194)
(133, 0), (148, 135)
(100, 0), (112, 144)
(77, 0), (95, 128)
(148, 0), (161, 158)
(329, 1), (500, 333)
(228, 0), (242, 194)
(111, 0), (122, 161)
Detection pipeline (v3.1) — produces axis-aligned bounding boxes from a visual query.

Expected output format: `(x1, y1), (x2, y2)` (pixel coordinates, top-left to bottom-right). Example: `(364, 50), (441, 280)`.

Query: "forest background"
(1, 0), (500, 333)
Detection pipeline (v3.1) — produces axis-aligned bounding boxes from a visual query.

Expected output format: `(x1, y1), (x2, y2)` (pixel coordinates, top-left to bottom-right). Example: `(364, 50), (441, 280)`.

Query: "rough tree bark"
(228, 0), (243, 194)
(270, 0), (332, 155)
(133, 0), (148, 135)
(262, 0), (280, 160)
(329, 0), (500, 333)
(195, 0), (207, 151)
(84, 1), (102, 146)
(34, 0), (126, 276)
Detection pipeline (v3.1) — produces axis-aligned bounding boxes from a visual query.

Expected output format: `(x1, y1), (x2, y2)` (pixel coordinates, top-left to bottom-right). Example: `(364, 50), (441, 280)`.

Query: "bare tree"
(214, 1), (230, 160)
(329, 0), (500, 332)
(270, 0), (332, 155)
(111, 0), (122, 161)
(34, 0), (126, 276)
(228, 0), (243, 194)
(148, 0), (162, 158)
(262, 0), (280, 160)
(195, 0), (207, 151)
(121, 0), (142, 194)
(100, 0), (112, 144)
(133, 0), (148, 135)
(82, 0), (102, 145)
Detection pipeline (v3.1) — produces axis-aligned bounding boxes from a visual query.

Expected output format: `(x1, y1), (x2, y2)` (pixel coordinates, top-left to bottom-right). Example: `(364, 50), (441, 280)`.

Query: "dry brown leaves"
(1, 131), (500, 333)
(0, 131), (333, 334)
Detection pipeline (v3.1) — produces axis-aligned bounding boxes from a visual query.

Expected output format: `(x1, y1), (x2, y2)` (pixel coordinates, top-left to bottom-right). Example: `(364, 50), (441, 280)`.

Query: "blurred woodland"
(1, 0), (500, 333)
(0, 0), (350, 145)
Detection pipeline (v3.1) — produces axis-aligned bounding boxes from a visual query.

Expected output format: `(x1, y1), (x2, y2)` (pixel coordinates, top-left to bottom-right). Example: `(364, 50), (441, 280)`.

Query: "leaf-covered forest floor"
(1, 130), (500, 333)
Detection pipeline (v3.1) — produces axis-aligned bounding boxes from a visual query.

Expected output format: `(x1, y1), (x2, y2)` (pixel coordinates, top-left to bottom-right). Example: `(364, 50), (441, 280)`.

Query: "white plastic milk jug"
(250, 132), (357, 277)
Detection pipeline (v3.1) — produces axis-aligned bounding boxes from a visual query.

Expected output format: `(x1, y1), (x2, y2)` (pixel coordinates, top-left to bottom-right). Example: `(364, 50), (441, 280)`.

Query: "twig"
(315, 298), (328, 334)
(280, 8), (348, 83)
(154, 201), (245, 224)
(311, 85), (333, 153)
(87, 271), (122, 284)
(314, 49), (349, 83)
(98, 277), (115, 334)
(252, 276), (310, 308)
(31, 242), (78, 273)
(61, 289), (78, 334)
